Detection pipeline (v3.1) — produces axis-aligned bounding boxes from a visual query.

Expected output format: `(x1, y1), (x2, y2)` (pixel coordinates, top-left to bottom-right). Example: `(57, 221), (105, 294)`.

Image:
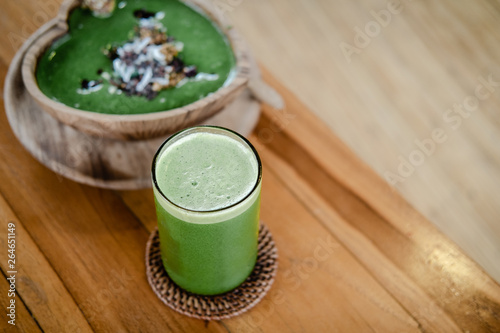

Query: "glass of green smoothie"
(152, 126), (262, 295)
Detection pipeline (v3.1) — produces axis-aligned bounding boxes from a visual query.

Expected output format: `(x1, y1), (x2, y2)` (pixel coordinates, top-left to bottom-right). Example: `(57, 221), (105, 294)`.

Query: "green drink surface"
(36, 0), (235, 114)
(155, 131), (259, 212)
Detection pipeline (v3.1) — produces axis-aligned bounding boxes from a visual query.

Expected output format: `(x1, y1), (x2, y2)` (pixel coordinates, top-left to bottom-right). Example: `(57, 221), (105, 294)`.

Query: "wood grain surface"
(1, 0), (500, 332)
(227, 0), (500, 283)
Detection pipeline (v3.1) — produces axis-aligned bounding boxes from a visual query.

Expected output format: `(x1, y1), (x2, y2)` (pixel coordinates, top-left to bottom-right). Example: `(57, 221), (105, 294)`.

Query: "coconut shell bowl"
(21, 0), (252, 140)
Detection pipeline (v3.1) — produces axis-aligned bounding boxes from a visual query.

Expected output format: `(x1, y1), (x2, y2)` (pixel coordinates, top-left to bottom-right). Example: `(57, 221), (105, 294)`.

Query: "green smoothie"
(36, 0), (235, 114)
(152, 126), (262, 295)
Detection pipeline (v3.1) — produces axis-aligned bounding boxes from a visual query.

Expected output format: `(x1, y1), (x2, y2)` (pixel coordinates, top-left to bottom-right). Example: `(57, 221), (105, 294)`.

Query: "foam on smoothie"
(155, 130), (259, 212)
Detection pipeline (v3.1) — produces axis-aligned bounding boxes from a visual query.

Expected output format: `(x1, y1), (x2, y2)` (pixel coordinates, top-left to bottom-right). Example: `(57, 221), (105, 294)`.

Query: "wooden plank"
(256, 141), (461, 332)
(0, 0), (61, 66)
(0, 58), (7, 96)
(0, 272), (41, 332)
(255, 69), (500, 332)
(0, 194), (93, 332)
(118, 189), (157, 232)
(0, 0), (63, 63)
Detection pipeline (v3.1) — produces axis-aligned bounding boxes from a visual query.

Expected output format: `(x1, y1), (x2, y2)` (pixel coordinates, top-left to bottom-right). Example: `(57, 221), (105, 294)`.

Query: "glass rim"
(151, 125), (263, 214)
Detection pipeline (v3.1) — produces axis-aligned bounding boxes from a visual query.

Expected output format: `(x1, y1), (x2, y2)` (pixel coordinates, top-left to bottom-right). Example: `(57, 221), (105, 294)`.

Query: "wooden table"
(2, 2), (500, 333)
(228, 0), (500, 283)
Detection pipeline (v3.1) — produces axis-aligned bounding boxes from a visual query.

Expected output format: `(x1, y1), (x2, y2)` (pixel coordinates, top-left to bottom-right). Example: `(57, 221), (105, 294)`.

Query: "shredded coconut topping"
(80, 8), (219, 100)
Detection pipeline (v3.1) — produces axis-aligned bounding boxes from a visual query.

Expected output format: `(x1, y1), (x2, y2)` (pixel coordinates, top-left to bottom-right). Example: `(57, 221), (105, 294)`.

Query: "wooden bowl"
(22, 0), (250, 140)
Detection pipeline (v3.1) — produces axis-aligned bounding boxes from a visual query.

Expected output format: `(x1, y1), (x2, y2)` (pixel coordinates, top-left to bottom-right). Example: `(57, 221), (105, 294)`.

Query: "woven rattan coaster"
(145, 224), (278, 320)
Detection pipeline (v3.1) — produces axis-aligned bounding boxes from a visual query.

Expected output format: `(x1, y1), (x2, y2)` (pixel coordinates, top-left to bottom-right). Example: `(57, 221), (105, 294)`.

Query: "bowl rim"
(22, 0), (251, 124)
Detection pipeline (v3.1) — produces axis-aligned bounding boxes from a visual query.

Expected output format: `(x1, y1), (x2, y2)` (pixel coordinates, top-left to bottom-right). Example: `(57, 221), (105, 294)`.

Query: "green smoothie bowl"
(22, 0), (250, 140)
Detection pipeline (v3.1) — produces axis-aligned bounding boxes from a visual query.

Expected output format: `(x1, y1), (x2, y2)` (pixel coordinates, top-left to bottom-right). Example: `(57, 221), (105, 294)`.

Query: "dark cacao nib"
(133, 9), (156, 19)
(169, 57), (184, 73)
(81, 79), (90, 89)
(105, 46), (119, 60)
(184, 66), (197, 78)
